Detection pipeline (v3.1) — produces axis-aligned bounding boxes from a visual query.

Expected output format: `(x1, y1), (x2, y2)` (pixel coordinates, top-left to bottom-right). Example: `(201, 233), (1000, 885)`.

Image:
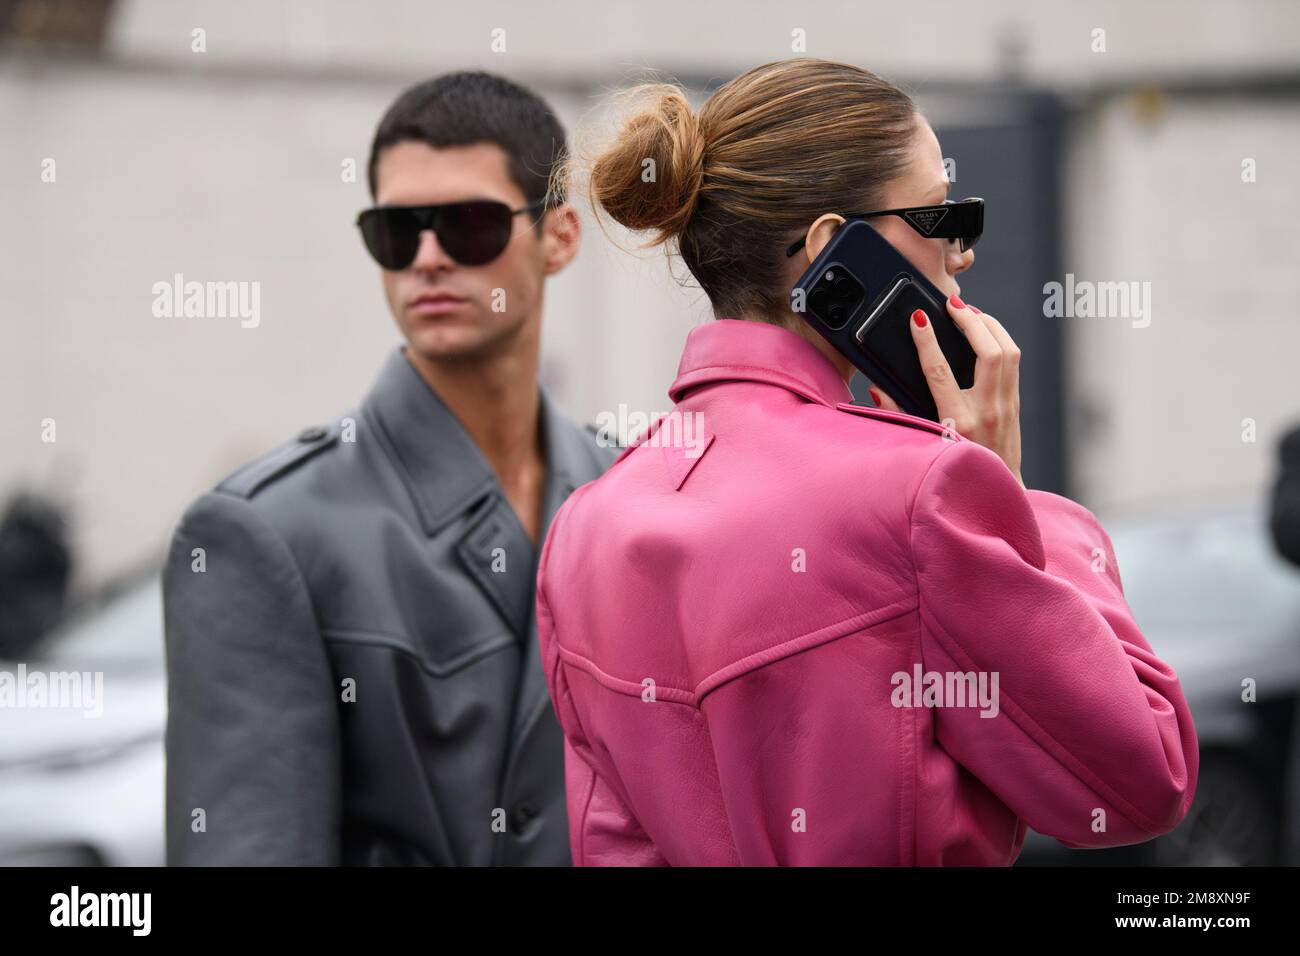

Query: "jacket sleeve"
(163, 491), (341, 865)
(535, 499), (669, 866)
(911, 439), (1198, 848)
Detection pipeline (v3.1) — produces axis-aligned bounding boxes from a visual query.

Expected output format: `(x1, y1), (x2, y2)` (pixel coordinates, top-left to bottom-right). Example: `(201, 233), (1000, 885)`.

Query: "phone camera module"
(813, 267), (864, 330)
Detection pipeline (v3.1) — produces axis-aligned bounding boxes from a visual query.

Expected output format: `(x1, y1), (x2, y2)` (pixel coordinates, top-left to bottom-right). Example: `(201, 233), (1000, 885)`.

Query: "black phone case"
(790, 219), (976, 422)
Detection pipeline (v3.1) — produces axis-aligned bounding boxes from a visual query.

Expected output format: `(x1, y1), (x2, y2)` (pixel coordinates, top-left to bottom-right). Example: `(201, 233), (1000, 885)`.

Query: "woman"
(536, 58), (1198, 865)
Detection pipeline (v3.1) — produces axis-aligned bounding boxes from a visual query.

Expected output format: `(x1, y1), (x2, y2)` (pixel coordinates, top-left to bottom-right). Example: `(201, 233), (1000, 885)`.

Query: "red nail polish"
(911, 308), (928, 328)
(970, 305), (982, 314)
(949, 293), (965, 310)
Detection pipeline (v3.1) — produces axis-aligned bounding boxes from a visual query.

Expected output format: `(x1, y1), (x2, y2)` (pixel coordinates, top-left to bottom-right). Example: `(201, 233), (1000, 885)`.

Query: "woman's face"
(796, 115), (974, 300)
(868, 116), (973, 298)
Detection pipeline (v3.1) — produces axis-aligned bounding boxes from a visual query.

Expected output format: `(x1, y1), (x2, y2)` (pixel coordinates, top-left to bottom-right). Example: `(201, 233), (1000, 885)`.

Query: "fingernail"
(970, 305), (982, 314)
(948, 293), (965, 310)
(911, 308), (928, 328)
(869, 388), (882, 406)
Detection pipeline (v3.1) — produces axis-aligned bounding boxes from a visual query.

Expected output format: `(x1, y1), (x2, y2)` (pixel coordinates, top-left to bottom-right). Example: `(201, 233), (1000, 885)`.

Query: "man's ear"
(542, 202), (581, 276)
(803, 213), (846, 263)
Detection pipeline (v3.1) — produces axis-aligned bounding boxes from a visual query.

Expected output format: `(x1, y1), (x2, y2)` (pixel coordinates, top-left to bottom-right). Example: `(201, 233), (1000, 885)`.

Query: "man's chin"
(404, 321), (504, 363)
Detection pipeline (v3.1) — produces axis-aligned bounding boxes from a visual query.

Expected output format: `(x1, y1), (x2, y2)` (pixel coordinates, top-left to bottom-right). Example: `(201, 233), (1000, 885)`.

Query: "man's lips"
(408, 292), (468, 315)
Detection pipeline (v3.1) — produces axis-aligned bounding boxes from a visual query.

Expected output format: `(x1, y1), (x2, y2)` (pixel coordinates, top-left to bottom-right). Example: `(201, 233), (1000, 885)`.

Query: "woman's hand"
(868, 294), (1025, 489)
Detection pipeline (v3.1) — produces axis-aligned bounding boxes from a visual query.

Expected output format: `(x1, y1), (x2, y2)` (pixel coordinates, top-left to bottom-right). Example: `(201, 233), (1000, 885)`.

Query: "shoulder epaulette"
(834, 402), (963, 441)
(215, 423), (340, 498)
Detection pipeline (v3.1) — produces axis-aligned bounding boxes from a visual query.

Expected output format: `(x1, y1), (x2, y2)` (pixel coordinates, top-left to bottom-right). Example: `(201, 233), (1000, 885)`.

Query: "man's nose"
(411, 229), (454, 271)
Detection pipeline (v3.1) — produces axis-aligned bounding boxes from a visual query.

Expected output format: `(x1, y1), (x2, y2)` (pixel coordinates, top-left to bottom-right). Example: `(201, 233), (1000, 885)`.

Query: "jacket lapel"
(454, 492), (535, 638)
(363, 347), (605, 779)
(363, 347), (535, 640)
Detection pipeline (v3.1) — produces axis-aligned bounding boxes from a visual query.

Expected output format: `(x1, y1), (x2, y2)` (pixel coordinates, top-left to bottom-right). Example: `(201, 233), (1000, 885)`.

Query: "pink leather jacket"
(536, 319), (1198, 865)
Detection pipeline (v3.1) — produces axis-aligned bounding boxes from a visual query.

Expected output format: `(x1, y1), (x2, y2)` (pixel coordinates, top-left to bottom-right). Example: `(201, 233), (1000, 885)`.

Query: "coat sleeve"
(535, 497), (669, 866)
(163, 491), (341, 865)
(911, 439), (1198, 849)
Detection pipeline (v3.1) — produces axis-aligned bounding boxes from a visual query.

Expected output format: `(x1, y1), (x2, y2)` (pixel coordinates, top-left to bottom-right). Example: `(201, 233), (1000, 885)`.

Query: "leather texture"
(536, 319), (1199, 866)
(164, 346), (615, 865)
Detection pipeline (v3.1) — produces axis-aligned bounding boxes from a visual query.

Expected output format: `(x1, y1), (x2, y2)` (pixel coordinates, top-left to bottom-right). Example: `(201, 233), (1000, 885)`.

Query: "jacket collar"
(362, 346), (586, 537)
(668, 319), (854, 407)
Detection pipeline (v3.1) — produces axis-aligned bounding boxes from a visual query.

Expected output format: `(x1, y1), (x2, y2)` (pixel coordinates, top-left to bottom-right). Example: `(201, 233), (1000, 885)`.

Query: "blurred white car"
(0, 574), (164, 866)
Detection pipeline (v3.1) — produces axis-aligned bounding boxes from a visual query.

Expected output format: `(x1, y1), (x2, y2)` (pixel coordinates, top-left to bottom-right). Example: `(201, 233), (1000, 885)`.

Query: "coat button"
(511, 804), (538, 830)
(297, 425), (327, 442)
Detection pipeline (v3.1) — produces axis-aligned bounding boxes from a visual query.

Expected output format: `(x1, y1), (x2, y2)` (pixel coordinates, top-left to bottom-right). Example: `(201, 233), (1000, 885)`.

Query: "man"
(163, 72), (614, 865)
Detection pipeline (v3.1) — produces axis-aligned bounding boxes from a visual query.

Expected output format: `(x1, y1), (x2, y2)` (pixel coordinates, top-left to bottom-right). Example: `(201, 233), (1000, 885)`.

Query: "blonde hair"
(556, 58), (918, 326)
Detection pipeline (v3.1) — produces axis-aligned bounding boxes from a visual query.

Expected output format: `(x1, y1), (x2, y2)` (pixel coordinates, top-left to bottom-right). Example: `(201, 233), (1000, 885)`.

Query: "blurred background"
(2, 0), (1299, 865)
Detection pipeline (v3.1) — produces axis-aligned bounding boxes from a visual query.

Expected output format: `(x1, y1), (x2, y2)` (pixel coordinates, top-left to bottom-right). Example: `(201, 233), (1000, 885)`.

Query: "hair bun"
(587, 84), (707, 246)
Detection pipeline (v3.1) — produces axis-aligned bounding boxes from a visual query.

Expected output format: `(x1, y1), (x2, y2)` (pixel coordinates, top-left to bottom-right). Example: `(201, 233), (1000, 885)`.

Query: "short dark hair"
(367, 71), (568, 221)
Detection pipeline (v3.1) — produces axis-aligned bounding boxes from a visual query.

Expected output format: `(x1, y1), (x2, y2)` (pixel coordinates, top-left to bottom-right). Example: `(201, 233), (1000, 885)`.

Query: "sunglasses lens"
(438, 201), (514, 265)
(359, 209), (421, 270)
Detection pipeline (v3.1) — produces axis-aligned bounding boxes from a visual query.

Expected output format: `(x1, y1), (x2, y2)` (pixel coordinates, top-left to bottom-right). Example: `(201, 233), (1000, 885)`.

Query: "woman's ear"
(803, 213), (846, 263)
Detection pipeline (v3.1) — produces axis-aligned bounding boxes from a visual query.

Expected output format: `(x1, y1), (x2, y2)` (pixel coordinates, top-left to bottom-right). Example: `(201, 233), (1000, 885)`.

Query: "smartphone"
(789, 218), (976, 422)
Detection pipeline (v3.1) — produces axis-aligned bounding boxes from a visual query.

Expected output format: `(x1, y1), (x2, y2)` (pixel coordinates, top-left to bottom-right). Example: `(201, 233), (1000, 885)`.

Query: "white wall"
(105, 0), (1300, 89)
(1063, 92), (1300, 513)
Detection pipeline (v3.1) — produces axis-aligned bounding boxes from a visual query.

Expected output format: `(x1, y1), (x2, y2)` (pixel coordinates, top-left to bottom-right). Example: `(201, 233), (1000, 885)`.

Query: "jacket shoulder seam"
(835, 401), (963, 439)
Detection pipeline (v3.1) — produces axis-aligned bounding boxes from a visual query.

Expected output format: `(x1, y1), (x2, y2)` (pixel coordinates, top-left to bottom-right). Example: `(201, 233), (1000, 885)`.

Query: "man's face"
(371, 140), (551, 362)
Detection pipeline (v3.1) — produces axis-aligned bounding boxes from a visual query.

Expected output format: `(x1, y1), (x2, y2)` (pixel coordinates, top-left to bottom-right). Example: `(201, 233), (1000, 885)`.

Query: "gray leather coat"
(163, 347), (615, 865)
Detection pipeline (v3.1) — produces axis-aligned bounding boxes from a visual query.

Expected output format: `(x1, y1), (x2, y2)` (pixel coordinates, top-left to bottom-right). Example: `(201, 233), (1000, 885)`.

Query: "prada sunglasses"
(356, 196), (553, 269)
(785, 197), (984, 257)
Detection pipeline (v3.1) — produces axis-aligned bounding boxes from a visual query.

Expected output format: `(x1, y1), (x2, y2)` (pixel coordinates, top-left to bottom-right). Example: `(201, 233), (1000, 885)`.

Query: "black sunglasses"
(356, 196), (553, 269)
(785, 197), (984, 257)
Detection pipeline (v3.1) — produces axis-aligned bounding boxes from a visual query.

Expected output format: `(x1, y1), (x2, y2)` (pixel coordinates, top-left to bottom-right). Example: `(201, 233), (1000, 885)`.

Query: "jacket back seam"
(554, 594), (919, 707)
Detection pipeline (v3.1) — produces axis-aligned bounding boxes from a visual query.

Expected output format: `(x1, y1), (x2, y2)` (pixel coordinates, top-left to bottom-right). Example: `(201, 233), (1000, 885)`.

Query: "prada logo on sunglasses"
(903, 207), (949, 235)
